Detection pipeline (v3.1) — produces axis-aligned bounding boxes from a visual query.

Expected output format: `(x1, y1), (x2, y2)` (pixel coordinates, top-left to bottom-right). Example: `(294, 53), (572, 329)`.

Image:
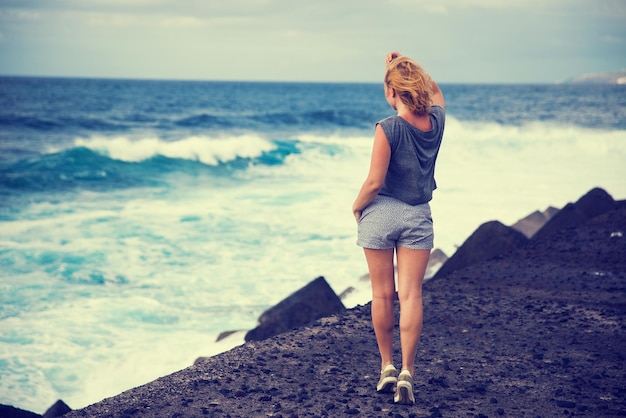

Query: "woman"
(352, 51), (445, 405)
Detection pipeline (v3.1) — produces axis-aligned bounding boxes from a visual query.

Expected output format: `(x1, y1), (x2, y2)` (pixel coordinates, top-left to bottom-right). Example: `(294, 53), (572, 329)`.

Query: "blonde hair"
(384, 56), (433, 115)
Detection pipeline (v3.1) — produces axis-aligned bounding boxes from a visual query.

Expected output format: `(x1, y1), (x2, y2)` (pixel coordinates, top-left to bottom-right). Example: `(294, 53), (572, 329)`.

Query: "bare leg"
(396, 246), (430, 376)
(364, 248), (396, 370)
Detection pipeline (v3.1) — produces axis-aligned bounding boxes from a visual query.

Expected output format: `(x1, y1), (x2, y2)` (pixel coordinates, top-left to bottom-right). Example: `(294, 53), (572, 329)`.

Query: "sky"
(0, 0), (625, 83)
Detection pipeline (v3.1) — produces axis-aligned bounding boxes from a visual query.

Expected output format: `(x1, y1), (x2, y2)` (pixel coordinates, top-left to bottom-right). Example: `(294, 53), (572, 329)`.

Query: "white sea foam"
(72, 134), (277, 164)
(430, 117), (626, 253)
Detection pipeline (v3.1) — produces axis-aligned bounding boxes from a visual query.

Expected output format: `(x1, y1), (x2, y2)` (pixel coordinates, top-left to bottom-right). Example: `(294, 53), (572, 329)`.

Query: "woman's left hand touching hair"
(385, 51), (401, 64)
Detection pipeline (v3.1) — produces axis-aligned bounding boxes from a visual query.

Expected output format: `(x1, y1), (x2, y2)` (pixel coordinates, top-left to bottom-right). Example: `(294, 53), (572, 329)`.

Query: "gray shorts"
(357, 195), (433, 250)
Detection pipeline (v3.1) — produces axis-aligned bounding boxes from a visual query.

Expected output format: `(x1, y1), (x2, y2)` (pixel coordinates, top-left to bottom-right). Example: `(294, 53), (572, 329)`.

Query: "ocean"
(1, 77), (625, 413)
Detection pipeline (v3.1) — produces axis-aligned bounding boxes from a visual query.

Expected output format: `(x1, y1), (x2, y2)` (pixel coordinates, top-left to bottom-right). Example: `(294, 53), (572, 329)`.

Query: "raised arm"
(430, 80), (445, 109)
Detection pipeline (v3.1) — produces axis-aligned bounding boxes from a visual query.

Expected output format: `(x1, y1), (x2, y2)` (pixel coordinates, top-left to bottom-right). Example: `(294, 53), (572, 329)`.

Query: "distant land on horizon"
(560, 69), (626, 85)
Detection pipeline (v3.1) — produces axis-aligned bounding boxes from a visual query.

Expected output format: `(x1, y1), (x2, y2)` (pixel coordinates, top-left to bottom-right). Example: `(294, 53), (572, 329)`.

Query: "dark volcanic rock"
(215, 330), (242, 342)
(433, 220), (528, 279)
(532, 202), (589, 240)
(575, 187), (616, 218)
(43, 400), (71, 418)
(425, 248), (448, 279)
(533, 187), (616, 241)
(245, 276), (345, 341)
(0, 399), (72, 418)
(511, 206), (559, 238)
(0, 404), (41, 418)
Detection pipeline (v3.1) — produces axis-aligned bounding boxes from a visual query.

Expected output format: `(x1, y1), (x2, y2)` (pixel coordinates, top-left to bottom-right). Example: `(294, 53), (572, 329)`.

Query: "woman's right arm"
(352, 124), (391, 221)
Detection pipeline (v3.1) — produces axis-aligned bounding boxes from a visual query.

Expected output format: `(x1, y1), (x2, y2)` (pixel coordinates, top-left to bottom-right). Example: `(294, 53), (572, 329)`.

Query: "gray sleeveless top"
(377, 105), (445, 205)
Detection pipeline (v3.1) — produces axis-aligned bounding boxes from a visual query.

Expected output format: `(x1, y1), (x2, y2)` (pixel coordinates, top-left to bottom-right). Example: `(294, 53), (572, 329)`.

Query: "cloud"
(602, 35), (626, 44)
(0, 8), (41, 20)
(389, 0), (547, 12)
(158, 16), (206, 28)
